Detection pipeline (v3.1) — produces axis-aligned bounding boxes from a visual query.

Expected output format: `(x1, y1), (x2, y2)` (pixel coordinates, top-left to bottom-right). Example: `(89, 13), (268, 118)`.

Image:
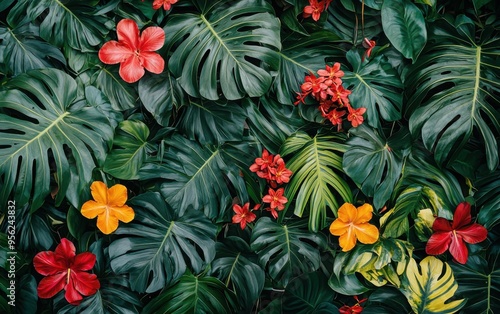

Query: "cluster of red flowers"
(339, 295), (367, 314)
(294, 63), (366, 130)
(303, 0), (333, 21)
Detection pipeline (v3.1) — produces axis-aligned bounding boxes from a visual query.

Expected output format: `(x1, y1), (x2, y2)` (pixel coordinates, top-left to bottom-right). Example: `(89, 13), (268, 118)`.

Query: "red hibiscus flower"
(262, 188), (288, 219)
(426, 202), (488, 264)
(153, 0), (178, 10)
(232, 202), (259, 229)
(33, 238), (100, 305)
(98, 19), (165, 83)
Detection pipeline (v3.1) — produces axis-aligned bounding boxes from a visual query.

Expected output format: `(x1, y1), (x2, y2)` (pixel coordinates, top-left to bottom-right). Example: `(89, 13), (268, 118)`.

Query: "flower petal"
(354, 223), (379, 245)
(140, 51), (165, 74)
(457, 223), (488, 244)
(109, 205), (135, 223)
(65, 276), (83, 305)
(81, 200), (106, 219)
(119, 55), (145, 83)
(107, 184), (128, 207)
(139, 26), (165, 51)
(98, 41), (133, 65)
(337, 203), (357, 223)
(452, 202), (471, 229)
(355, 203), (373, 224)
(449, 233), (469, 264)
(72, 252), (97, 272)
(329, 219), (349, 236)
(432, 217), (452, 232)
(117, 19), (140, 49)
(55, 238), (76, 260)
(90, 181), (108, 204)
(33, 251), (67, 275)
(37, 272), (66, 299)
(426, 232), (451, 255)
(96, 212), (120, 235)
(71, 271), (100, 297)
(339, 228), (357, 252)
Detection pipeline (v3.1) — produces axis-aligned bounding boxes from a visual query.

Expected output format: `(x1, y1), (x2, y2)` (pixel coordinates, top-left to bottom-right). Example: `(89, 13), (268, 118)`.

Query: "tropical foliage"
(0, 0), (499, 313)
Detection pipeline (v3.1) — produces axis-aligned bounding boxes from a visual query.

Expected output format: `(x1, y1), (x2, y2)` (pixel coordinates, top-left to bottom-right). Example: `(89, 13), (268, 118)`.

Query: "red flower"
(33, 238), (100, 305)
(303, 0), (332, 21)
(98, 19), (165, 83)
(262, 188), (288, 218)
(232, 203), (258, 229)
(153, 0), (178, 10)
(339, 296), (367, 314)
(322, 108), (346, 127)
(362, 38), (376, 60)
(347, 104), (366, 127)
(426, 202), (488, 264)
(317, 62), (344, 86)
(270, 158), (293, 184)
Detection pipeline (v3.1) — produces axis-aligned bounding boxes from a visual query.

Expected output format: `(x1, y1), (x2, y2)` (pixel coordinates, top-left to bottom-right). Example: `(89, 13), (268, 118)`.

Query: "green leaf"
(92, 67), (138, 111)
(476, 169), (500, 229)
(177, 99), (245, 145)
(138, 72), (186, 126)
(343, 125), (410, 210)
(329, 253), (370, 295)
(210, 236), (264, 309)
(364, 286), (412, 314)
(406, 18), (500, 170)
(103, 120), (152, 180)
(272, 31), (345, 104)
(343, 50), (403, 129)
(108, 192), (217, 293)
(451, 243), (500, 314)
(12, 203), (54, 252)
(0, 68), (114, 210)
(165, 0), (280, 100)
(281, 131), (352, 232)
(142, 272), (237, 314)
(400, 256), (466, 314)
(381, 0), (427, 62)
(17, 274), (37, 314)
(250, 217), (327, 286)
(0, 21), (66, 75)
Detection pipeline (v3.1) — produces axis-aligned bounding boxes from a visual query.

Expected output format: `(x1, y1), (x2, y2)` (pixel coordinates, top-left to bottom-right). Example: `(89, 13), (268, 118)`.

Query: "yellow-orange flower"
(81, 181), (135, 235)
(329, 203), (379, 252)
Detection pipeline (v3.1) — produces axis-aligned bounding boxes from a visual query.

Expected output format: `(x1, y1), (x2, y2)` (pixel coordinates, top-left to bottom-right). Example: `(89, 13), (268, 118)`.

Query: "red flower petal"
(33, 251), (67, 276)
(55, 238), (76, 261)
(72, 252), (97, 272)
(65, 277), (84, 305)
(37, 272), (66, 299)
(139, 26), (165, 52)
(452, 202), (472, 229)
(140, 51), (165, 74)
(426, 231), (451, 255)
(449, 233), (468, 264)
(432, 217), (452, 232)
(71, 271), (100, 297)
(457, 223), (488, 244)
(98, 41), (133, 65)
(119, 56), (145, 83)
(117, 19), (140, 49)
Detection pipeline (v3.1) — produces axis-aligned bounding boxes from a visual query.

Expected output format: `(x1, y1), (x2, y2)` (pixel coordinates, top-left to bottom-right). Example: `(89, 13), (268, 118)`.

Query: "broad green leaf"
(250, 217), (327, 286)
(92, 67), (138, 111)
(27, 0), (112, 51)
(0, 21), (66, 75)
(138, 72), (186, 126)
(381, 0), (427, 62)
(142, 272), (237, 314)
(406, 17), (500, 170)
(103, 120), (152, 180)
(476, 169), (500, 229)
(281, 131), (352, 231)
(11, 203), (54, 252)
(273, 31), (345, 104)
(451, 243), (500, 314)
(17, 274), (37, 314)
(177, 99), (245, 145)
(343, 50), (403, 129)
(108, 192), (217, 293)
(210, 236), (264, 309)
(329, 251), (370, 295)
(343, 125), (410, 210)
(364, 286), (412, 314)
(0, 0), (15, 12)
(400, 256), (466, 314)
(165, 0), (280, 100)
(0, 68), (114, 210)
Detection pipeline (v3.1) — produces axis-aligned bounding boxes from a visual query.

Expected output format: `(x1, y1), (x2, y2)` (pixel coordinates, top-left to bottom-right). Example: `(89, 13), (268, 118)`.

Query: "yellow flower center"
(66, 268), (71, 285)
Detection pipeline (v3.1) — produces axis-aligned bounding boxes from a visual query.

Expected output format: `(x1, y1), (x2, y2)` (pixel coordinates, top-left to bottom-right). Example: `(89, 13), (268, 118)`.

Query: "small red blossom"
(317, 62), (344, 85)
(232, 203), (258, 229)
(153, 0), (178, 10)
(33, 238), (100, 305)
(426, 202), (488, 264)
(98, 19), (165, 83)
(362, 38), (376, 61)
(250, 149), (293, 187)
(347, 104), (366, 127)
(303, 0), (332, 21)
(339, 296), (367, 314)
(270, 158), (293, 185)
(262, 188), (288, 219)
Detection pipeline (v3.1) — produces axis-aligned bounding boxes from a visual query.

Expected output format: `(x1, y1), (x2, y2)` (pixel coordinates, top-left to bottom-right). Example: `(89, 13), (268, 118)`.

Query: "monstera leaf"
(108, 192), (217, 293)
(92, 67), (138, 111)
(210, 237), (264, 310)
(272, 31), (345, 104)
(343, 125), (411, 210)
(400, 256), (466, 314)
(281, 131), (352, 231)
(343, 50), (403, 129)
(476, 168), (500, 230)
(0, 69), (114, 210)
(165, 0), (280, 100)
(406, 16), (500, 170)
(250, 217), (327, 286)
(143, 272), (237, 314)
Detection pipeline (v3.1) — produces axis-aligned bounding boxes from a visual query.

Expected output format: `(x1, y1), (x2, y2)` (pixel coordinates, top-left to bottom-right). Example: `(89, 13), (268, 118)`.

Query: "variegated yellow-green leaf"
(401, 256), (466, 314)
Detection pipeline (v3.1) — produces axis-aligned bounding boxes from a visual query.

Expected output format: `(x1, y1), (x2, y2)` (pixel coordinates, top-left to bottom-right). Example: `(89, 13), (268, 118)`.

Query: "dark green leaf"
(92, 67), (138, 111)
(364, 286), (412, 314)
(476, 169), (500, 229)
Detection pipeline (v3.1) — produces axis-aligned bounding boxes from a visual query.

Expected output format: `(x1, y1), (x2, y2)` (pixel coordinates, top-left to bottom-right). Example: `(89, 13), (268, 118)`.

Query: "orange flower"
(81, 181), (135, 235)
(329, 203), (379, 252)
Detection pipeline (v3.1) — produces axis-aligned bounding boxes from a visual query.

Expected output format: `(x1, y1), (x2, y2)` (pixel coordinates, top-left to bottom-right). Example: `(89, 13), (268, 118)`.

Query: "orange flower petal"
(107, 184), (128, 206)
(90, 181), (108, 204)
(119, 55), (145, 83)
(339, 227), (357, 252)
(80, 200), (106, 219)
(109, 205), (135, 223)
(354, 223), (379, 245)
(337, 203), (357, 222)
(355, 203), (373, 224)
(329, 219), (349, 236)
(96, 212), (119, 235)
